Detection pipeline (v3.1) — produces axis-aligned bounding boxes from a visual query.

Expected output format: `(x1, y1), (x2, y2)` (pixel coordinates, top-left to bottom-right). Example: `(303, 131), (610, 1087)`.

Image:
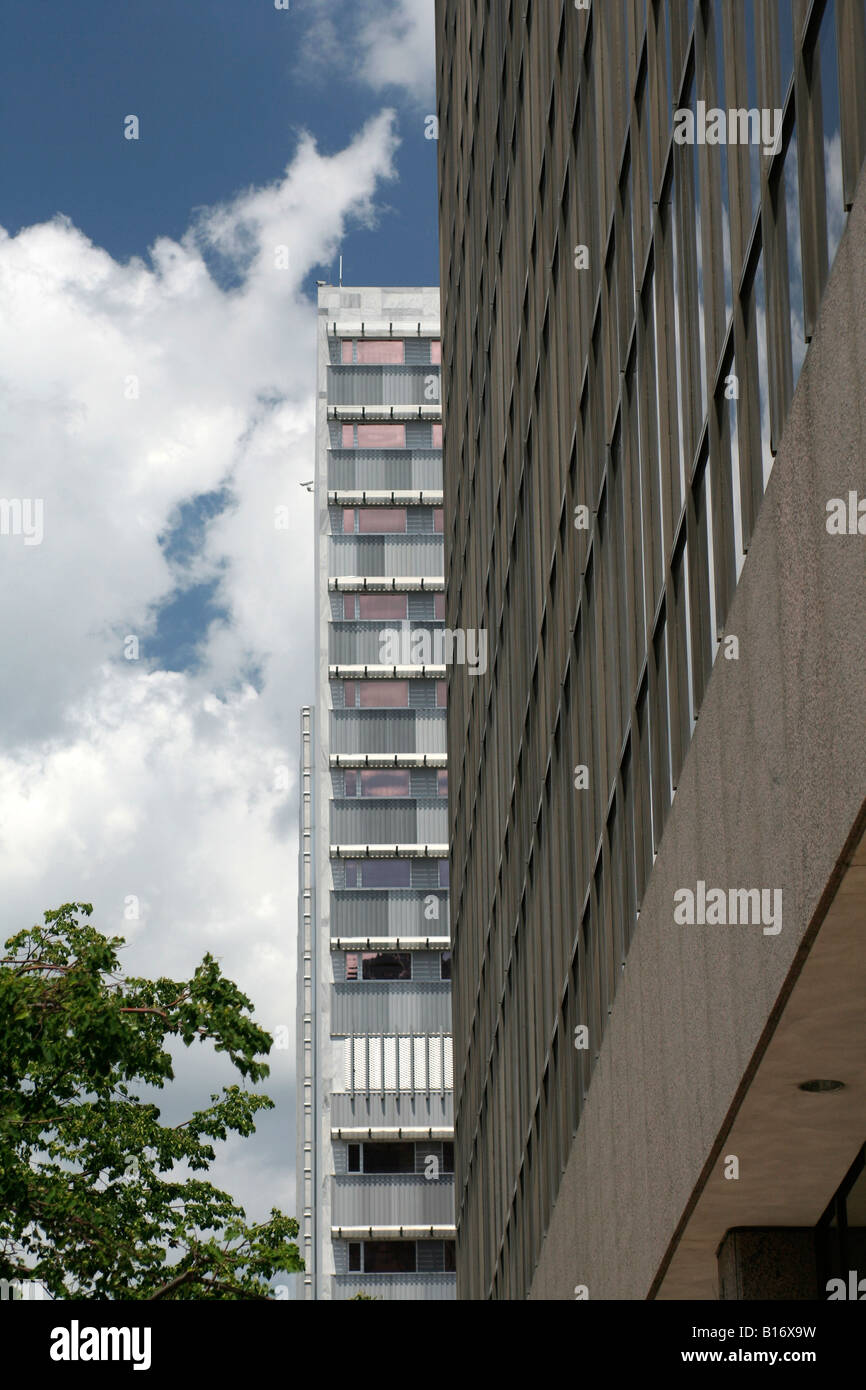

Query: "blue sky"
(0, 0), (439, 1249)
(0, 0), (439, 289)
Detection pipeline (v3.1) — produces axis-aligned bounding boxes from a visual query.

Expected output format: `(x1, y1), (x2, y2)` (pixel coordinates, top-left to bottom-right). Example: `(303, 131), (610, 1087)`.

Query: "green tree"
(0, 903), (302, 1299)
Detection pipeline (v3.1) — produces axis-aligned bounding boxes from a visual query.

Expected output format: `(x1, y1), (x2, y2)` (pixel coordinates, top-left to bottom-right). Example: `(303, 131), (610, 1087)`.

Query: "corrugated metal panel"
(327, 365), (439, 406)
(412, 713), (447, 752)
(330, 710), (421, 754)
(332, 983), (451, 1034)
(329, 536), (444, 578)
(328, 451), (442, 490)
(330, 801), (417, 842)
(330, 892), (450, 936)
(332, 1174), (455, 1227)
(330, 623), (441, 665)
(416, 803), (449, 842)
(330, 1091), (454, 1128)
(332, 1273), (455, 1301)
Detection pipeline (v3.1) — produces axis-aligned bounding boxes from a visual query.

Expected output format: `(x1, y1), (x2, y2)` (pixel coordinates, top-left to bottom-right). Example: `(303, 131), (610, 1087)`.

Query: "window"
(345, 953), (359, 980)
(439, 860), (450, 888)
(341, 424), (354, 447)
(348, 1243), (362, 1272)
(434, 593), (446, 620)
(361, 1142), (415, 1174)
(362, 951), (411, 981)
(357, 424), (406, 448)
(359, 769), (411, 797)
(347, 1144), (361, 1173)
(363, 1242), (416, 1274)
(342, 508), (355, 534)
(436, 681), (448, 708)
(430, 340), (442, 364)
(437, 769), (449, 797)
(344, 770), (358, 796)
(441, 951), (452, 981)
(443, 1242), (456, 1273)
(358, 507), (407, 534)
(360, 680), (409, 708)
(432, 423), (443, 448)
(433, 508), (445, 533)
(343, 682), (356, 708)
(442, 1142), (454, 1173)
(356, 339), (405, 364)
(341, 340), (354, 365)
(358, 593), (408, 621)
(349, 860), (412, 889)
(343, 594), (357, 619)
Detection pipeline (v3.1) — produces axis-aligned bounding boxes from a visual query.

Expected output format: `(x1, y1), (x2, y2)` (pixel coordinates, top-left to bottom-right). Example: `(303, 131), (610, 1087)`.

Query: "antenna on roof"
(339, 255), (343, 287)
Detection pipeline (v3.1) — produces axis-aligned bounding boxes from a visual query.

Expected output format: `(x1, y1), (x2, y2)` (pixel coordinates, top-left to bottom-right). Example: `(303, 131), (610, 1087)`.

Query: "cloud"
(356, 0), (437, 106)
(296, 0), (436, 109)
(0, 109), (399, 1225)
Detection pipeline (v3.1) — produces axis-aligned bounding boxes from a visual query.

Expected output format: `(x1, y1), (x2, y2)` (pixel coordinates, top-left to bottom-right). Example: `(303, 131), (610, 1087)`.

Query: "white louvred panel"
(383, 1036), (397, 1090)
(413, 1035), (427, 1090)
(342, 1038), (352, 1091)
(428, 1033), (443, 1090)
(443, 1035), (453, 1089)
(368, 1034), (383, 1091)
(353, 1036), (367, 1091)
(398, 1035), (412, 1089)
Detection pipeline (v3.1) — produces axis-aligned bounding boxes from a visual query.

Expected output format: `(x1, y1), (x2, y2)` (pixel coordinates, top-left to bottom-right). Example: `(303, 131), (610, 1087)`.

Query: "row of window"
(339, 424), (443, 449)
(344, 950), (451, 982)
(340, 506), (444, 535)
(342, 860), (450, 890)
(343, 769), (448, 798)
(341, 593), (446, 622)
(346, 1239), (455, 1275)
(339, 339), (442, 366)
(345, 1141), (455, 1175)
(340, 680), (448, 709)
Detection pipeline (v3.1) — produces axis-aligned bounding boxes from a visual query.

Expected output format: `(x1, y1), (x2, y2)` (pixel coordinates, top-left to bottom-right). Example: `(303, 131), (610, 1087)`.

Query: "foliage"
(0, 903), (302, 1299)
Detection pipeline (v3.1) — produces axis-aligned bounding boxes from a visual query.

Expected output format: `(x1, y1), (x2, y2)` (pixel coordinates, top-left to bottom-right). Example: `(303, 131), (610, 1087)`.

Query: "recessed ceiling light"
(798, 1079), (845, 1093)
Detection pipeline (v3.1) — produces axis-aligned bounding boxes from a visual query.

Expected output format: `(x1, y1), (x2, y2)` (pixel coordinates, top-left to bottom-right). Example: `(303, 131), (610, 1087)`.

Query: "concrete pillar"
(717, 1228), (818, 1300)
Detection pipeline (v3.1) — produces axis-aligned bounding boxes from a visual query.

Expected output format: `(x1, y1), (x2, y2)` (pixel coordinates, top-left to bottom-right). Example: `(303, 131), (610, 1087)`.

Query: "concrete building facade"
(297, 285), (456, 1299)
(435, 0), (866, 1299)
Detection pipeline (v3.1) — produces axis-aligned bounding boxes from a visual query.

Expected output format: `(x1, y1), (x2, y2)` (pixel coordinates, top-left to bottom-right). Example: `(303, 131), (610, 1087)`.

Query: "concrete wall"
(529, 172), (866, 1300)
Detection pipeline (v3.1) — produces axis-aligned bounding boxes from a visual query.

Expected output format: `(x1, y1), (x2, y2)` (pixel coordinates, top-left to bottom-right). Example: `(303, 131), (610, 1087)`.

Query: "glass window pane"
(360, 680), (409, 708)
(361, 860), (412, 888)
(362, 951), (412, 981)
(358, 593), (408, 620)
(358, 424), (406, 448)
(356, 339), (405, 364)
(364, 1241), (416, 1273)
(341, 340), (354, 365)
(358, 507), (407, 533)
(360, 769), (411, 797)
